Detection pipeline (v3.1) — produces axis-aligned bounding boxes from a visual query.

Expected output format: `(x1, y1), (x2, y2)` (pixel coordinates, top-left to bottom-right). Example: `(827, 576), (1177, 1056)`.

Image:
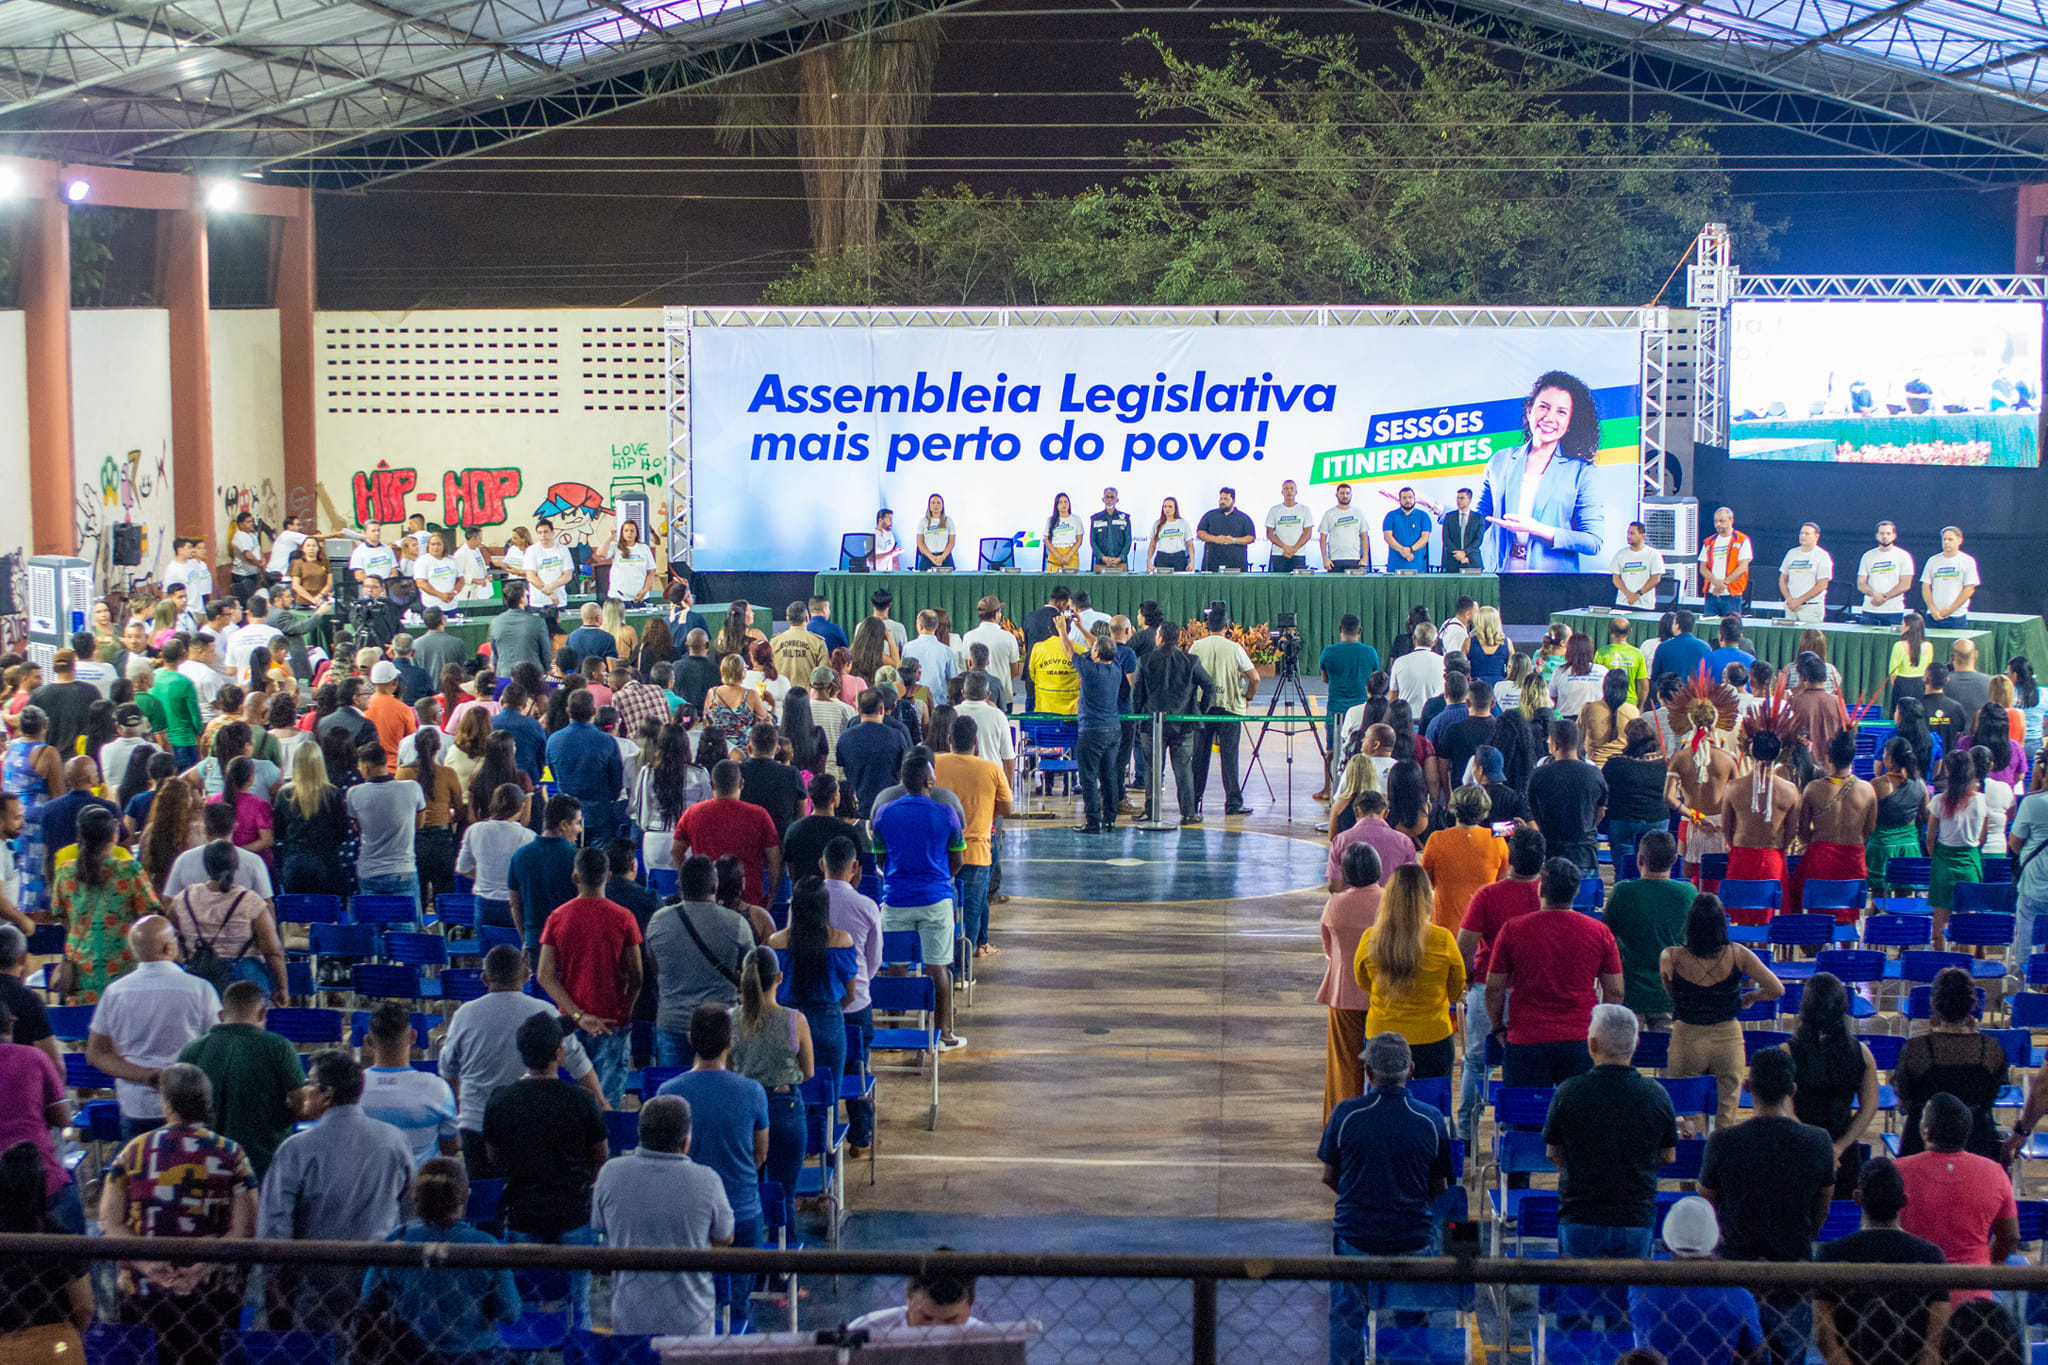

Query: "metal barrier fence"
(9, 1233), (2048, 1365)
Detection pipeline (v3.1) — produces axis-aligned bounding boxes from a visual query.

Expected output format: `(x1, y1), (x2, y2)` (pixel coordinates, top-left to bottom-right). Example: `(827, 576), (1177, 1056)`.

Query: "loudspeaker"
(111, 523), (144, 567)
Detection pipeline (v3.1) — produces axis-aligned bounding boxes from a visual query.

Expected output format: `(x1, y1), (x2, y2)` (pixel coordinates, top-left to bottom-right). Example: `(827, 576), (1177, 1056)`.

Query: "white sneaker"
(936, 1034), (967, 1053)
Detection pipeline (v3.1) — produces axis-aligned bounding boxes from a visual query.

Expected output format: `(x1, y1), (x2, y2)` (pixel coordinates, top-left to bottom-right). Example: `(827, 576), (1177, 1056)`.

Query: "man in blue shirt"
(1700, 614), (1756, 686)
(837, 691), (910, 817)
(872, 751), (967, 1051)
(492, 682), (549, 785)
(1382, 487), (1432, 569)
(1650, 609), (1711, 688)
(656, 1004), (769, 1329)
(563, 604), (617, 669)
(507, 795), (583, 959)
(546, 689), (624, 846)
(804, 596), (849, 653)
(1194, 488), (1256, 572)
(1072, 629), (1126, 834)
(1320, 1032), (1456, 1362)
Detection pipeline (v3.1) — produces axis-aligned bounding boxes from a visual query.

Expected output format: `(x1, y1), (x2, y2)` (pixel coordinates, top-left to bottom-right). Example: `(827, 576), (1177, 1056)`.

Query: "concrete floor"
(849, 737), (1343, 1239)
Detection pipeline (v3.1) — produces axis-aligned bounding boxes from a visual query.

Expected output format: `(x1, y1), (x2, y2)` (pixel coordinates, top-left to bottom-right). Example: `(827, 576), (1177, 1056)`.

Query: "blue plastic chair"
(266, 1007), (345, 1047)
(25, 921), (66, 956)
(64, 1052), (115, 1093)
(464, 1176), (504, 1227)
(440, 968), (487, 1003)
(1573, 875), (1603, 911)
(1864, 915), (1933, 952)
(1803, 879), (1867, 917)
(1409, 1075), (1452, 1115)
(1655, 1075), (1718, 1125)
(649, 867), (679, 899)
(1742, 1029), (1793, 1062)
(638, 1065), (685, 1097)
(308, 922), (378, 960)
(1884, 857), (1934, 894)
(479, 925), (522, 955)
(2012, 993), (2048, 1032)
(1634, 1031), (1670, 1070)
(351, 893), (418, 929)
(47, 1004), (94, 1042)
(348, 1008), (434, 1050)
(273, 894), (346, 926)
(352, 963), (426, 1005)
(1721, 879), (1782, 917)
(84, 1323), (158, 1365)
(220, 1331), (337, 1365)
(605, 1108), (640, 1156)
(870, 971), (941, 1129)
(566, 1330), (658, 1365)
(879, 930), (924, 967)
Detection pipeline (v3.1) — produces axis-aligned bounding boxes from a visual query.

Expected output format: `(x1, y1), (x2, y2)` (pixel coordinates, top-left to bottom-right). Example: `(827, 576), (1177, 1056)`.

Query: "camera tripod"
(1245, 638), (1326, 825)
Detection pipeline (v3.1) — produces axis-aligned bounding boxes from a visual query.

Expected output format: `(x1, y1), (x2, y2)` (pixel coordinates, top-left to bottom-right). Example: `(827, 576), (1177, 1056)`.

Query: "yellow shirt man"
(1027, 634), (1082, 716)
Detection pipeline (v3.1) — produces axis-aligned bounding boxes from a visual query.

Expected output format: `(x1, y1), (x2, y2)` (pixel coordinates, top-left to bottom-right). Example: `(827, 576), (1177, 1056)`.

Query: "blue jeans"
(1704, 594), (1743, 619)
(576, 799), (621, 849)
(763, 1089), (806, 1214)
(46, 1181), (82, 1234)
(1328, 1233), (1443, 1365)
(799, 999), (847, 1132)
(1504, 1039), (1592, 1090)
(580, 1027), (630, 1108)
(475, 895), (512, 928)
(2022, 894), (2048, 958)
(1556, 1223), (1648, 1328)
(1606, 819), (1661, 872)
(1458, 983), (1489, 1147)
(1758, 1288), (1813, 1365)
(844, 1007), (874, 1147)
(655, 1029), (694, 1068)
(505, 1224), (595, 1323)
(357, 872), (420, 918)
(957, 864), (992, 950)
(719, 1215), (761, 1328)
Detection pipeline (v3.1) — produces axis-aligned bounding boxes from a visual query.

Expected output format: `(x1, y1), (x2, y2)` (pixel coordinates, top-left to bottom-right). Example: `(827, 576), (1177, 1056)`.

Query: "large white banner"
(689, 322), (1643, 573)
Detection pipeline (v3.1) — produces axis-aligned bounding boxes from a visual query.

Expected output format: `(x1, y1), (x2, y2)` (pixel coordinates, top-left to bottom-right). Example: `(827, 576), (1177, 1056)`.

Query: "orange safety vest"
(1701, 531), (1752, 594)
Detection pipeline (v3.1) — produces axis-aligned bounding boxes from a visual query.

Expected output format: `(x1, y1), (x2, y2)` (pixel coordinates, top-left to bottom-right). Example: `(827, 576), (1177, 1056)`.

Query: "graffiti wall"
(72, 310), (176, 587)
(211, 309), (286, 556)
(315, 308), (669, 551)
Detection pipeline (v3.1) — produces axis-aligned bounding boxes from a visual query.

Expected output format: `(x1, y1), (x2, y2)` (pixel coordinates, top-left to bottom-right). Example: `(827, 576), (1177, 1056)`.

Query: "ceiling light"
(65, 179), (90, 202)
(205, 180), (239, 211)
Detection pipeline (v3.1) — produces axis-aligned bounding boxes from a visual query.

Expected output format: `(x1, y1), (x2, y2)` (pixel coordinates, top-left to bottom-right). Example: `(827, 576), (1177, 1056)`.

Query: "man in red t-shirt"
(673, 759), (783, 906)
(1454, 827), (1545, 1144)
(537, 845), (644, 1107)
(1484, 855), (1624, 1088)
(1898, 1093), (2020, 1303)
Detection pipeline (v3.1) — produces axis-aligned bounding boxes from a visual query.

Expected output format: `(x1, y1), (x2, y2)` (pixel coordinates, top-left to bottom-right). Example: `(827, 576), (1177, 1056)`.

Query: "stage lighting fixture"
(65, 179), (90, 202)
(205, 180), (240, 211)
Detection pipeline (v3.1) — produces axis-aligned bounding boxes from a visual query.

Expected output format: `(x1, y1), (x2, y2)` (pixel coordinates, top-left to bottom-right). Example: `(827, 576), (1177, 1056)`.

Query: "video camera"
(1270, 610), (1302, 675)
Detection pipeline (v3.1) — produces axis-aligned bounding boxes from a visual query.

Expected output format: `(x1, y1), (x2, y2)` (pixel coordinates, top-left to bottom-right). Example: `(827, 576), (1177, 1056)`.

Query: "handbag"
(177, 887), (251, 994)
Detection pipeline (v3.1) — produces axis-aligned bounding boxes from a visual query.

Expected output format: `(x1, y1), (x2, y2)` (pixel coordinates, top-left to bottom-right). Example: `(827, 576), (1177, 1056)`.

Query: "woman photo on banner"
(1474, 369), (1608, 573)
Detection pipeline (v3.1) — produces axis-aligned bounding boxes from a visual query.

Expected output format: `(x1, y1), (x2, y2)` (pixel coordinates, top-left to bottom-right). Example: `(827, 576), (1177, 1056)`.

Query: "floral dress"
(4, 737), (51, 916)
(52, 856), (158, 1003)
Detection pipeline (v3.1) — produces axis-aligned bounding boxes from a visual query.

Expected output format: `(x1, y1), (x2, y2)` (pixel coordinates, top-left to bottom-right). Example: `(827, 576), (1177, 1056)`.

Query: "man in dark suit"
(1441, 487), (1485, 571)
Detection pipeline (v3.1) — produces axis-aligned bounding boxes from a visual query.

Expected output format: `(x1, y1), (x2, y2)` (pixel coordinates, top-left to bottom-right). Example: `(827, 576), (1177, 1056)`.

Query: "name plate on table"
(1459, 565), (1484, 573)
(1097, 566), (1127, 574)
(934, 566), (954, 574)
(1293, 569), (1317, 576)
(1218, 567), (1242, 574)
(1346, 568), (1368, 576)
(1395, 569), (1419, 576)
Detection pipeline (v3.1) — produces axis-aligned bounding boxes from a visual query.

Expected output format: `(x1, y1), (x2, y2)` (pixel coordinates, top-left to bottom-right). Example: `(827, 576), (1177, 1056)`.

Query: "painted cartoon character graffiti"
(78, 444), (172, 582)
(532, 482), (613, 547)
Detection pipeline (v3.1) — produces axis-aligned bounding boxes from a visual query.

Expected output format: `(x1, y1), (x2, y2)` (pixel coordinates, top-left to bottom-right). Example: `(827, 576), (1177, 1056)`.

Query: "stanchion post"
(1134, 710), (1178, 832)
(1192, 1276), (1218, 1365)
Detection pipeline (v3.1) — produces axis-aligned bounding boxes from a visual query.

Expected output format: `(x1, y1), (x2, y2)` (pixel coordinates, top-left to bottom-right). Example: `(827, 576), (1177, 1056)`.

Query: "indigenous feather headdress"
(1737, 674), (1804, 823)
(1677, 666), (1740, 785)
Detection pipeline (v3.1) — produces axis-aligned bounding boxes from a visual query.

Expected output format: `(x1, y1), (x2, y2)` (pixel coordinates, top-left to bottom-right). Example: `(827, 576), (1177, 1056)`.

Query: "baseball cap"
(114, 704), (147, 731)
(976, 594), (1004, 615)
(1660, 1196), (1720, 1257)
(370, 660), (400, 685)
(1476, 744), (1505, 783)
(809, 666), (838, 688)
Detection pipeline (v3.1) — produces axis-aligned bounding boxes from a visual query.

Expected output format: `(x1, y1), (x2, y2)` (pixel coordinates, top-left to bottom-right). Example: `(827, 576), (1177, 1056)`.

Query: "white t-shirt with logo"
(72, 659), (118, 698)
(1612, 544), (1667, 606)
(265, 530), (307, 575)
(230, 529), (261, 576)
(1047, 516), (1082, 551)
(1152, 519), (1192, 557)
(1857, 546), (1916, 613)
(525, 543), (574, 606)
(455, 545), (494, 601)
(1922, 550), (1982, 615)
(349, 542), (398, 582)
(1264, 502), (1313, 555)
(415, 555), (464, 601)
(1319, 505), (1367, 563)
(918, 516), (956, 555)
(166, 558), (213, 604)
(1779, 546), (1834, 605)
(609, 544), (656, 601)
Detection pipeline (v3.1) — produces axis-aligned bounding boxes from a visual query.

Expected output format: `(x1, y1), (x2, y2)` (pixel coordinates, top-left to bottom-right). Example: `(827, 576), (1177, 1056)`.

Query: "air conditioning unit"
(1640, 497), (1699, 558)
(24, 556), (93, 670)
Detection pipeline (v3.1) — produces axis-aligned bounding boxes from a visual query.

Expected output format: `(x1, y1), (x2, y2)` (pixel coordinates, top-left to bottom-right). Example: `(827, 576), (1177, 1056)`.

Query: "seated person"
(848, 1257), (986, 1332)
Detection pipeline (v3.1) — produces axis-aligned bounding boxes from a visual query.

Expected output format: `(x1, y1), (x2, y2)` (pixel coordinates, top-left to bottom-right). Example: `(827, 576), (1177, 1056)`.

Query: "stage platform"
(813, 570), (1500, 660)
(1548, 607), (2048, 703)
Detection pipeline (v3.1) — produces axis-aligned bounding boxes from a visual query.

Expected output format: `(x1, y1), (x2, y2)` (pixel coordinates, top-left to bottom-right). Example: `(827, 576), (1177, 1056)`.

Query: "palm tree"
(714, 2), (944, 254)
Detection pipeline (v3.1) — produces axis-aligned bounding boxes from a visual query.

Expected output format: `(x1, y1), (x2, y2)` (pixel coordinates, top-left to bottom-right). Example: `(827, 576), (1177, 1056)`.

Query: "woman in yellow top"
(1886, 612), (1934, 710)
(1353, 864), (1467, 1079)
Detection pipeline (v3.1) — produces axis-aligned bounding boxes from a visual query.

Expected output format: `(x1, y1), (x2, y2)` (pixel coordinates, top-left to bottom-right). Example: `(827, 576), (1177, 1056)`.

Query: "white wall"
(0, 312), (30, 563)
(314, 308), (668, 551)
(71, 309), (175, 586)
(209, 309), (286, 543)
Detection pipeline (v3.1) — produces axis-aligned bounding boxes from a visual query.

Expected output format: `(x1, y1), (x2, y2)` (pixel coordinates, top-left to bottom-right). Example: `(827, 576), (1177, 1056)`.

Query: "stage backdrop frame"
(662, 305), (1681, 573)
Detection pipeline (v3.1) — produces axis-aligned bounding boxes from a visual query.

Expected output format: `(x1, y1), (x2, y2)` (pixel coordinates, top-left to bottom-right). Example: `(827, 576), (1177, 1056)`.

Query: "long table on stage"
(1548, 607), (2048, 704)
(813, 570), (1501, 658)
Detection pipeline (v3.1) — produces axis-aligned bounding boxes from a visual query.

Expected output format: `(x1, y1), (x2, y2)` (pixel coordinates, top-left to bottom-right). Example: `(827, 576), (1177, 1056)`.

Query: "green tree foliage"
(765, 20), (1772, 306)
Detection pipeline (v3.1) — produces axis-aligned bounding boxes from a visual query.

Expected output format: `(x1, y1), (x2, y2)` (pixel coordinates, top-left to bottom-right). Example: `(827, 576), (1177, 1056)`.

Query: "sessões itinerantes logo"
(1309, 388), (1641, 486)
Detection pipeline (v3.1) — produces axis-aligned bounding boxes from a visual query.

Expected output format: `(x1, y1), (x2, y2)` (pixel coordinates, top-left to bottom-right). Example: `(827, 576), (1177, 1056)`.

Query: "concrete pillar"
(160, 205), (215, 575)
(18, 180), (74, 556)
(276, 189), (318, 528)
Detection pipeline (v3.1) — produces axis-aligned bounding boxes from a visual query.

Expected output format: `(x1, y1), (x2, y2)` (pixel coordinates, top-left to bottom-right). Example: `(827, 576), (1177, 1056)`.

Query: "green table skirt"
(1548, 608), (2017, 705)
(815, 570), (1501, 662)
